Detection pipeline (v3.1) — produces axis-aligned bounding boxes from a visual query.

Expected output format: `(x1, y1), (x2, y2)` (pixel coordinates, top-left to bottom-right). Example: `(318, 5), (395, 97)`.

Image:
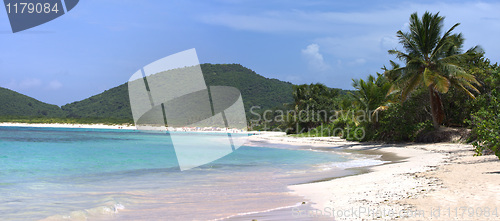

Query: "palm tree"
(351, 74), (394, 122)
(291, 84), (309, 112)
(386, 11), (481, 129)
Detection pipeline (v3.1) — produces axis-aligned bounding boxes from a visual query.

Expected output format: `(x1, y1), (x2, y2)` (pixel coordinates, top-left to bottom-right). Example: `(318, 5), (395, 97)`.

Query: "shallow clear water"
(0, 126), (382, 220)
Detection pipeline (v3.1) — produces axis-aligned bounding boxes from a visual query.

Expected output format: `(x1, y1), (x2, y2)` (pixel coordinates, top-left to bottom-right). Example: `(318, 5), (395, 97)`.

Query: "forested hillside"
(202, 64), (293, 110)
(60, 63), (294, 120)
(0, 64), (295, 122)
(61, 83), (130, 119)
(0, 87), (64, 118)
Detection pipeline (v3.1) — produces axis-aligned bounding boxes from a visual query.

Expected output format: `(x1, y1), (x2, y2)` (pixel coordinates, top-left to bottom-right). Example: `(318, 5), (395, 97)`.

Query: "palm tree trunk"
(429, 86), (444, 129)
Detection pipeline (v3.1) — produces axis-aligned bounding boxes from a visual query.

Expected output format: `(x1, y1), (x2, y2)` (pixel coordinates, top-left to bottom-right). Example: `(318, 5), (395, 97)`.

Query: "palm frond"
(400, 70), (423, 101)
(430, 23), (460, 60)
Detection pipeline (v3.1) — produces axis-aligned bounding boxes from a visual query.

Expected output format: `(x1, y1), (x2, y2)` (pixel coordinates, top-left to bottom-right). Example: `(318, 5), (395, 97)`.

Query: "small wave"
(305, 148), (354, 156)
(212, 202), (303, 221)
(41, 202), (125, 221)
(320, 157), (387, 170)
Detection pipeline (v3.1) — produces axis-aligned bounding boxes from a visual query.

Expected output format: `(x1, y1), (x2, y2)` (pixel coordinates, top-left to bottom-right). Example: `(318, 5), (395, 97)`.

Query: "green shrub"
(469, 90), (500, 159)
(374, 88), (431, 141)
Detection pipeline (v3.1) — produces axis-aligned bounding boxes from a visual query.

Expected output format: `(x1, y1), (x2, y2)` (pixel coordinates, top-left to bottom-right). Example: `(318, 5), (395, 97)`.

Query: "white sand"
(250, 134), (500, 220)
(0, 122), (261, 133)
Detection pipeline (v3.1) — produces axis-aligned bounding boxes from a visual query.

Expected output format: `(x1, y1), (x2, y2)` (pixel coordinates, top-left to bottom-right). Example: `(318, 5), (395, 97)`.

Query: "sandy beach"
(2, 123), (498, 220)
(248, 134), (500, 220)
(0, 122), (252, 133)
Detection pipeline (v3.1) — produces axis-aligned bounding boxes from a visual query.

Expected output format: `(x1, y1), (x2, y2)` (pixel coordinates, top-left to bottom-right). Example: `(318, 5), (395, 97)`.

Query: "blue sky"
(1, 0), (499, 106)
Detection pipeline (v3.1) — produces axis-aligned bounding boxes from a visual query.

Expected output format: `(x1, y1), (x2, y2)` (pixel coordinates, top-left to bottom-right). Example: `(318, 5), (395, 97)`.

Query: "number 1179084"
(6, 2), (60, 14)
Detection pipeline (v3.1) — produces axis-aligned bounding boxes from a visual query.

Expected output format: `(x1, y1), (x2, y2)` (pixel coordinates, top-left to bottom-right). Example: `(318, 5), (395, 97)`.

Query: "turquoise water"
(0, 126), (377, 220)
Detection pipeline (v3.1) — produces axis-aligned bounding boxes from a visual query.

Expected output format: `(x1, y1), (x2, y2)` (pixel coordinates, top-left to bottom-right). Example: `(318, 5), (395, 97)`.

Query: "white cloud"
(47, 80), (63, 90)
(314, 35), (384, 64)
(301, 43), (329, 71)
(380, 36), (399, 50)
(18, 78), (42, 89)
(200, 7), (406, 34)
(3, 78), (63, 91)
(200, 1), (500, 63)
(200, 2), (500, 34)
(349, 58), (366, 66)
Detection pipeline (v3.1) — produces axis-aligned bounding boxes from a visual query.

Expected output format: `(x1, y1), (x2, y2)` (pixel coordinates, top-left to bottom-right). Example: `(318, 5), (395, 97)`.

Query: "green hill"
(0, 87), (64, 118)
(61, 83), (130, 119)
(60, 63), (294, 120)
(202, 64), (293, 111)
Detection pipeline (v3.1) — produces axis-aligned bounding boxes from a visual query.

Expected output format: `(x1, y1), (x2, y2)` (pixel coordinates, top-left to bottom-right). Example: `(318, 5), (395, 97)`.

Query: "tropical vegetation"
(288, 11), (500, 159)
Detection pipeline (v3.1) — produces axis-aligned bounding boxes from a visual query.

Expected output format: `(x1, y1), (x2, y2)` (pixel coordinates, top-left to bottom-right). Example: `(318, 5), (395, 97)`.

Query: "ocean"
(0, 126), (385, 220)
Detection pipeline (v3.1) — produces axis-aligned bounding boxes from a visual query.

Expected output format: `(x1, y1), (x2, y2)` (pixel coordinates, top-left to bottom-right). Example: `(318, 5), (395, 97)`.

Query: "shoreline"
(0, 122), (137, 130)
(3, 124), (498, 220)
(245, 134), (500, 220)
(0, 122), (272, 134)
